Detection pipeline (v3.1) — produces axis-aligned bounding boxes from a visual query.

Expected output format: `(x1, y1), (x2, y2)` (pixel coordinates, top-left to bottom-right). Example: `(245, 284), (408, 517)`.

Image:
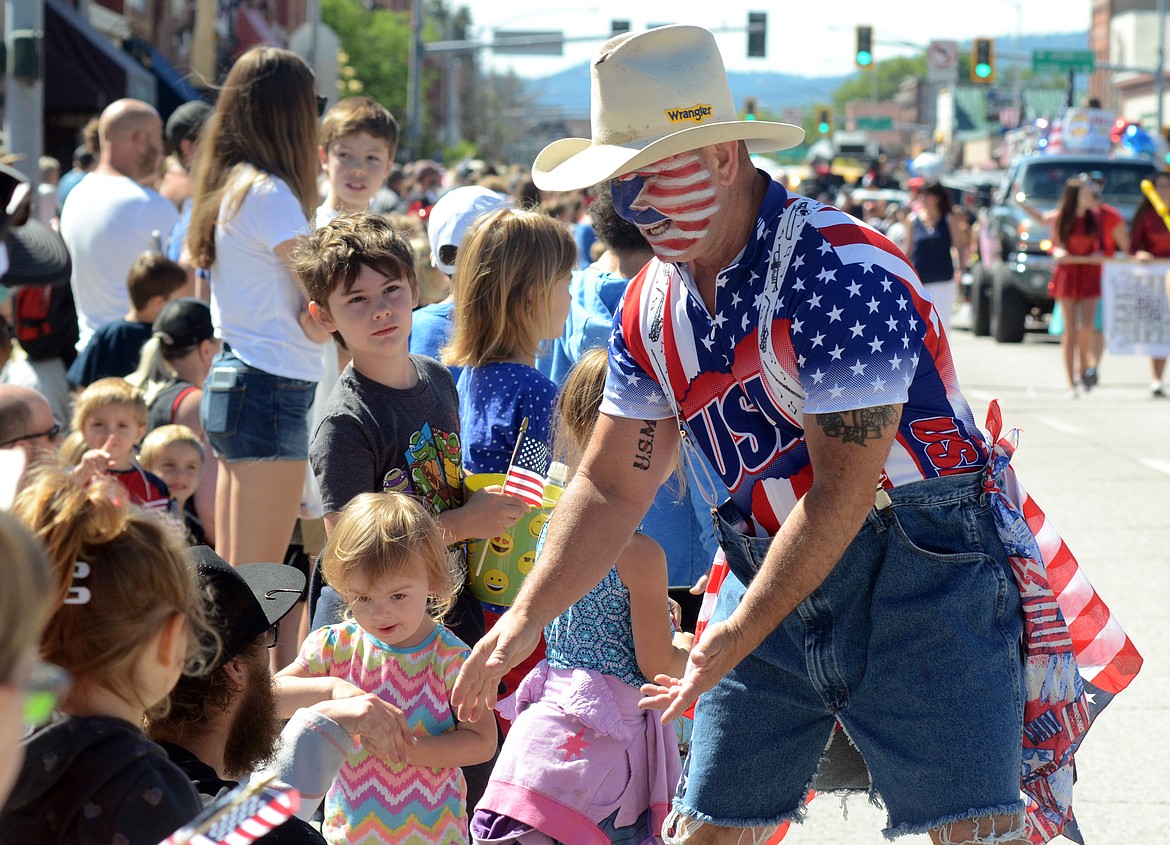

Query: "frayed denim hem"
(883, 799), (1025, 842)
(662, 796), (814, 844)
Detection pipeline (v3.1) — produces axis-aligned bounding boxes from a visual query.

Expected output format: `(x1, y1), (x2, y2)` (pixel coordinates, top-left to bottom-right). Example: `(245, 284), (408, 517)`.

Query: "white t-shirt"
(209, 169), (318, 381)
(59, 172), (179, 349)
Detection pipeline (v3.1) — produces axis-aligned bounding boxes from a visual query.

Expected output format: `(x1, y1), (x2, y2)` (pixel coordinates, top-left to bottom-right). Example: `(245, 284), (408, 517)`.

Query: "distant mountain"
(520, 31), (1089, 118)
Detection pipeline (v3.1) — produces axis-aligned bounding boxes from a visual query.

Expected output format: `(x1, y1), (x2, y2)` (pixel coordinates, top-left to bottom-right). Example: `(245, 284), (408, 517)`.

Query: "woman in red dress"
(1048, 177), (1107, 397)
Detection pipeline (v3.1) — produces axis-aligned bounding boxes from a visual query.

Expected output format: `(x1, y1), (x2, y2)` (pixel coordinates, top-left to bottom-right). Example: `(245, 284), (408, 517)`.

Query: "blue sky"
(460, 0), (1092, 78)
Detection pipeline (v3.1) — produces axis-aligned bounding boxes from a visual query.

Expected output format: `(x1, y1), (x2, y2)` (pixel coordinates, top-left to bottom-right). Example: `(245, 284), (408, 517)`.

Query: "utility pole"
(192, 0), (216, 85)
(1157, 0), (1166, 133)
(406, 0), (423, 159)
(1013, 2), (1023, 127)
(4, 0), (45, 186)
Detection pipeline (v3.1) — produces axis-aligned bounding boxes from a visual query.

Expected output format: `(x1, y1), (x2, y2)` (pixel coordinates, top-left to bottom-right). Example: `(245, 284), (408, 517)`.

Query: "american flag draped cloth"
(982, 399), (1141, 843)
(159, 777), (300, 845)
(502, 417), (550, 508)
(691, 401), (1142, 843)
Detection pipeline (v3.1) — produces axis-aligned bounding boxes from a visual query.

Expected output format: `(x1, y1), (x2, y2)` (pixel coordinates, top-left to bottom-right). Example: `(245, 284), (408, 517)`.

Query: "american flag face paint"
(611, 151), (721, 260)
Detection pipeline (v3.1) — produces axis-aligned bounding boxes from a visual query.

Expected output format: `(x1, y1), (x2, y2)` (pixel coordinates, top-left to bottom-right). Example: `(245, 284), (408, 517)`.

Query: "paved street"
(781, 322), (1170, 845)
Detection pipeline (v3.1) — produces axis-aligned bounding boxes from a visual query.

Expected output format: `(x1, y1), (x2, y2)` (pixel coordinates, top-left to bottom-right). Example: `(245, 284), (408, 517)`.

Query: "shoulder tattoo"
(814, 405), (899, 447)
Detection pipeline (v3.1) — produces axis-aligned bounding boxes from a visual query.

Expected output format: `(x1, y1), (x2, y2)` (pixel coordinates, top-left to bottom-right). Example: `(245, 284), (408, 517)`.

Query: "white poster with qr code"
(1102, 260), (1170, 357)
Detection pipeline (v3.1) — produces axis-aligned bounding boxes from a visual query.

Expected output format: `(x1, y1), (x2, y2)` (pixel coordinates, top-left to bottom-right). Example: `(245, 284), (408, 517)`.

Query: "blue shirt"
(456, 362), (556, 475)
(67, 319), (153, 387)
(544, 565), (648, 687)
(409, 300), (460, 382)
(603, 177), (987, 535)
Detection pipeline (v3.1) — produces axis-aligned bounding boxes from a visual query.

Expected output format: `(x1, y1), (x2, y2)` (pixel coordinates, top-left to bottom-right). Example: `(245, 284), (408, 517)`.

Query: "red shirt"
(1130, 205), (1170, 258)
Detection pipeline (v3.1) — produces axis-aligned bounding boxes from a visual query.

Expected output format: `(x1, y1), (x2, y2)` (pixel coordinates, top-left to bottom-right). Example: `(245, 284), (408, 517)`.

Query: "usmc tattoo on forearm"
(815, 405), (898, 446)
(632, 419), (658, 470)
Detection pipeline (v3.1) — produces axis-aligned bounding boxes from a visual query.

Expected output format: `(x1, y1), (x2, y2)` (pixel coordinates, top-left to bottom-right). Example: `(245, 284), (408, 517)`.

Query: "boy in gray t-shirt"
(294, 211), (530, 592)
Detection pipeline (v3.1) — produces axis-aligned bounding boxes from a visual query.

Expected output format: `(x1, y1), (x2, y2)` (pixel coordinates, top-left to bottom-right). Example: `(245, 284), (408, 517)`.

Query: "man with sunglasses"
(0, 384), (61, 469)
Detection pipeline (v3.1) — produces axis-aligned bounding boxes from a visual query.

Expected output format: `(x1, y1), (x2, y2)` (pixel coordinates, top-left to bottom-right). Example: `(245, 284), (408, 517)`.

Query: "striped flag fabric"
(502, 419), (550, 508)
(159, 777), (300, 845)
(983, 401), (1141, 843)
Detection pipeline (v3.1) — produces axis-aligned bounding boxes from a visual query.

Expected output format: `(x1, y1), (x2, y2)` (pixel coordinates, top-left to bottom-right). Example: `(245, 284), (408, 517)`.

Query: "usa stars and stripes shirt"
(600, 177), (989, 536)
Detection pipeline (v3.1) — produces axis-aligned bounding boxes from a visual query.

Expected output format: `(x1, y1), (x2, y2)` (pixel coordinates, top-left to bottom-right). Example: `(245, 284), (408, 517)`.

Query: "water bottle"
(541, 461), (569, 508)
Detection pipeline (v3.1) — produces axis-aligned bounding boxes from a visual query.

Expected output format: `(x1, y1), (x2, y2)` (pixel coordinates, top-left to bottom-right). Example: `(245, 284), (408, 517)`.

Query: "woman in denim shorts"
(188, 48), (328, 579)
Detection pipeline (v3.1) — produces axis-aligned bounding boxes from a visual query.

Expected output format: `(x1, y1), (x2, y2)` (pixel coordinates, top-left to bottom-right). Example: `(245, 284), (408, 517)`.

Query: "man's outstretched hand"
(638, 618), (749, 723)
(451, 611), (543, 722)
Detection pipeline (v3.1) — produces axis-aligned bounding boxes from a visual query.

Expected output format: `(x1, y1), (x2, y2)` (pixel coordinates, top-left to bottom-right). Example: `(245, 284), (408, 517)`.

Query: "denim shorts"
(199, 349), (315, 462)
(675, 471), (1025, 837)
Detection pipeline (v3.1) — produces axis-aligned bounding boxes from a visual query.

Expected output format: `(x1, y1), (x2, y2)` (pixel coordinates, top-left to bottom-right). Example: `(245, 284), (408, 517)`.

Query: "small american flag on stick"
(159, 775), (300, 845)
(502, 417), (550, 508)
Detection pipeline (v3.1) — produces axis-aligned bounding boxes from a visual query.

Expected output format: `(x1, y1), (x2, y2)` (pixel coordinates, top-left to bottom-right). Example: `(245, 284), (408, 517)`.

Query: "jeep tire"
(990, 266), (1028, 344)
(969, 265), (992, 337)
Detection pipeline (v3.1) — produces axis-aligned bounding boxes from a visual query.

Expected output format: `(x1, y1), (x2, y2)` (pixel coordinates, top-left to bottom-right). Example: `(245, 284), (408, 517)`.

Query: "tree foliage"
(320, 0), (413, 121)
(832, 56), (926, 111)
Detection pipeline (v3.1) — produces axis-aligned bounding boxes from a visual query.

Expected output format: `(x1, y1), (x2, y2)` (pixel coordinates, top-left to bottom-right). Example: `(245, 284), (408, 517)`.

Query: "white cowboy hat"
(532, 25), (805, 192)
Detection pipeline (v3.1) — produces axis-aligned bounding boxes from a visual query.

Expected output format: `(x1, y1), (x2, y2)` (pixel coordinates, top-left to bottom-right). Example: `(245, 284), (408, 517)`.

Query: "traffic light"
(971, 37), (995, 83)
(747, 12), (766, 58)
(743, 96), (758, 121)
(611, 20), (630, 37)
(816, 107), (832, 135)
(855, 25), (873, 69)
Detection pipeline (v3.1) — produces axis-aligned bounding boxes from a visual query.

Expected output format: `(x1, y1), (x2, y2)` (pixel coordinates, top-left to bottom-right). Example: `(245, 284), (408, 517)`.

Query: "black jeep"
(969, 154), (1156, 342)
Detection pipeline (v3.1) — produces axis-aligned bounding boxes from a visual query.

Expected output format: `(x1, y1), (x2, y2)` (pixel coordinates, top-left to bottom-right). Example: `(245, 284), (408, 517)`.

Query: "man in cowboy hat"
(454, 25), (1033, 845)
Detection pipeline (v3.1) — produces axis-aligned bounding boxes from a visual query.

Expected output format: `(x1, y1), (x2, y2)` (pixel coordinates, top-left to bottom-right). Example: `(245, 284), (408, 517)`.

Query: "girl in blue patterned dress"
(471, 347), (693, 845)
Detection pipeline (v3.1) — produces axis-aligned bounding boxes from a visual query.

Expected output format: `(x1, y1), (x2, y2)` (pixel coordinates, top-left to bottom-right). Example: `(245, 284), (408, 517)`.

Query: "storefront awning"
(122, 37), (206, 122)
(45, 0), (156, 113)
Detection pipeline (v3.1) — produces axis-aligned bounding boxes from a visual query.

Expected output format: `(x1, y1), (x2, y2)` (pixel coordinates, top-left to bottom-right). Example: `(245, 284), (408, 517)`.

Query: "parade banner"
(1101, 260), (1170, 357)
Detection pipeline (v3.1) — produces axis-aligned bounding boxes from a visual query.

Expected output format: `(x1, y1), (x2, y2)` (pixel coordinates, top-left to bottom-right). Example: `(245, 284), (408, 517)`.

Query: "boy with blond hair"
(139, 423), (206, 544)
(315, 96), (399, 227)
(71, 377), (171, 513)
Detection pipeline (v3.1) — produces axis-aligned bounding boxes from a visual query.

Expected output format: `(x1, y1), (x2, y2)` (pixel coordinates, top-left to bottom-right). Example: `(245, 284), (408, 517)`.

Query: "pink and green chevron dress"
(297, 621), (470, 844)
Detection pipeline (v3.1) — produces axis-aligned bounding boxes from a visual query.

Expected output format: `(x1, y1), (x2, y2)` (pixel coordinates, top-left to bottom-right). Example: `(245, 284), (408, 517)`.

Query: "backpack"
(12, 283), (79, 365)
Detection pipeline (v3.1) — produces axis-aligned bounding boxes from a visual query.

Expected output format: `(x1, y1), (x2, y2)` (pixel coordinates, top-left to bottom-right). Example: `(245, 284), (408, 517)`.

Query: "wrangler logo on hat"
(665, 104), (714, 125)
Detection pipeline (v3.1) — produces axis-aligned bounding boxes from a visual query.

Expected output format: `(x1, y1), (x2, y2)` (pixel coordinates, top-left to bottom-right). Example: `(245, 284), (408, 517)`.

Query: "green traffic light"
(857, 51), (872, 66)
(817, 122), (830, 134)
(975, 63), (991, 78)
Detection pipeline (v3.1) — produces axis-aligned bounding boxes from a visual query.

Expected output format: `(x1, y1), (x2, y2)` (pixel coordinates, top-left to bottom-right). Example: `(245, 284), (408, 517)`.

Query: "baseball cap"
(427, 186), (512, 275)
(166, 100), (214, 151)
(153, 297), (215, 349)
(188, 545), (305, 670)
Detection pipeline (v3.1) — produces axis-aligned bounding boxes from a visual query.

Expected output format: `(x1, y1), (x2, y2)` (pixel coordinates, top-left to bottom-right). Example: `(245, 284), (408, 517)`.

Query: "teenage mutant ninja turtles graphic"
(382, 423), (463, 513)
